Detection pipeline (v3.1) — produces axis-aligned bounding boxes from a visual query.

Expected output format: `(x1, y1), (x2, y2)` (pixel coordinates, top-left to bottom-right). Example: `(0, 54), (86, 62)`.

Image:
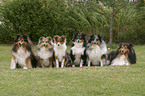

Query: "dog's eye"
(46, 41), (48, 43)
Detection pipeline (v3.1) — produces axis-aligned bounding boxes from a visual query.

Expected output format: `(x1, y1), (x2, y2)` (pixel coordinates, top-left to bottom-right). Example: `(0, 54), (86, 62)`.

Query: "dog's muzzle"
(121, 50), (125, 53)
(19, 43), (22, 47)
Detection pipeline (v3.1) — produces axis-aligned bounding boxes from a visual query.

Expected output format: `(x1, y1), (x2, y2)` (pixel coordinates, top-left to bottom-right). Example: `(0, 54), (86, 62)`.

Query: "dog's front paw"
(23, 66), (28, 69)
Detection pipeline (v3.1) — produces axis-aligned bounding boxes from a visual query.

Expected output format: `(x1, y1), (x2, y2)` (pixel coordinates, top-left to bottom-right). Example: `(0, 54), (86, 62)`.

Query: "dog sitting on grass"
(102, 43), (136, 65)
(86, 34), (107, 66)
(10, 34), (38, 69)
(70, 33), (86, 67)
(53, 35), (67, 68)
(37, 36), (54, 68)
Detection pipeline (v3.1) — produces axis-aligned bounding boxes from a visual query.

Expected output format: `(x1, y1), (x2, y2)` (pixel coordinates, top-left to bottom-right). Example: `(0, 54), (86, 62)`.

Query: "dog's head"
(53, 35), (66, 46)
(38, 36), (53, 49)
(72, 33), (86, 44)
(14, 34), (28, 48)
(118, 43), (132, 54)
(88, 34), (102, 46)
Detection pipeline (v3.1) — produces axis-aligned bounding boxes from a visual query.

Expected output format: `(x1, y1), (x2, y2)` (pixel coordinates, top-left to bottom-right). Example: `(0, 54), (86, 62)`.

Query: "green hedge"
(0, 0), (145, 44)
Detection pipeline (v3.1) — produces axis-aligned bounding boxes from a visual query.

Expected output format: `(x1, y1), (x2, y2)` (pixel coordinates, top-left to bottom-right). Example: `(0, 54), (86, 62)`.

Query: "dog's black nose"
(121, 50), (124, 53)
(43, 44), (45, 46)
(19, 43), (22, 47)
(94, 42), (96, 44)
(58, 44), (60, 46)
(78, 40), (80, 43)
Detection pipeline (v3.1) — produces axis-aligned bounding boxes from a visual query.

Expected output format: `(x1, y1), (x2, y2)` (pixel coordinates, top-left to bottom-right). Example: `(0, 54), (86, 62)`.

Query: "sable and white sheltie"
(86, 34), (107, 66)
(53, 35), (67, 68)
(70, 33), (86, 67)
(10, 34), (38, 69)
(102, 43), (136, 65)
(37, 36), (53, 68)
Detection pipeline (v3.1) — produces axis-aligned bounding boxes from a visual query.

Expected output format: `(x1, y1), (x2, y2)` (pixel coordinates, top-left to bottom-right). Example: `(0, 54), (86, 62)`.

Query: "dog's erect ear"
(129, 43), (133, 47)
(119, 43), (123, 48)
(61, 35), (66, 39)
(98, 35), (102, 40)
(53, 35), (59, 41)
(89, 34), (94, 38)
(14, 34), (21, 42)
(82, 33), (86, 37)
(47, 37), (52, 42)
(23, 34), (29, 42)
(73, 33), (78, 38)
(38, 37), (44, 44)
(39, 36), (44, 41)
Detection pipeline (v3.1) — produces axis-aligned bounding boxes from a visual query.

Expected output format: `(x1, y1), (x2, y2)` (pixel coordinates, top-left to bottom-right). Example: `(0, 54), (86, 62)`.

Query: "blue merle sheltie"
(102, 43), (136, 65)
(10, 34), (38, 69)
(70, 33), (86, 67)
(53, 35), (67, 68)
(36, 36), (54, 68)
(86, 34), (107, 66)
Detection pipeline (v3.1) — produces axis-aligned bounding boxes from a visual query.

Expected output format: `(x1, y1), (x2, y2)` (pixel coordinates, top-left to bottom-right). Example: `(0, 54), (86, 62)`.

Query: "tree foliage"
(0, 0), (144, 44)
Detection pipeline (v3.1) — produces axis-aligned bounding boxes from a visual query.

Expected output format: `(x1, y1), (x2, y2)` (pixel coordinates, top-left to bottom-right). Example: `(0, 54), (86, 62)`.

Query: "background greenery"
(0, 0), (144, 44)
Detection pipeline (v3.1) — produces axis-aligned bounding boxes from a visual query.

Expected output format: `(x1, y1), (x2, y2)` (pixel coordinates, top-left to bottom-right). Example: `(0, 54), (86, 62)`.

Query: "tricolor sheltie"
(37, 36), (54, 68)
(103, 43), (136, 65)
(53, 35), (67, 68)
(70, 33), (86, 67)
(10, 34), (38, 69)
(86, 34), (107, 66)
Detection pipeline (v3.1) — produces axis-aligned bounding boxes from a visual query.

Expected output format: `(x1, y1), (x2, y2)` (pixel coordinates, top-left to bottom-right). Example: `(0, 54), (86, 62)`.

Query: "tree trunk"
(109, 15), (114, 48)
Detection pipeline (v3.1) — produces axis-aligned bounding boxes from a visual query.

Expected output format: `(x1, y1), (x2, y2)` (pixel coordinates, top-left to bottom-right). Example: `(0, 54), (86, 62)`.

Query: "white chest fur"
(37, 47), (53, 66)
(54, 43), (67, 62)
(37, 47), (53, 60)
(12, 47), (31, 66)
(111, 55), (129, 65)
(86, 45), (102, 65)
(71, 43), (85, 65)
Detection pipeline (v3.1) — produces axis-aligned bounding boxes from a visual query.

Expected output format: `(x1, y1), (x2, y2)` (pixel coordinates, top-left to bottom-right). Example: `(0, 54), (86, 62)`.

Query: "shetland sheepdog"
(10, 34), (38, 69)
(70, 33), (86, 67)
(102, 43), (136, 65)
(86, 34), (107, 66)
(53, 35), (67, 68)
(37, 36), (54, 68)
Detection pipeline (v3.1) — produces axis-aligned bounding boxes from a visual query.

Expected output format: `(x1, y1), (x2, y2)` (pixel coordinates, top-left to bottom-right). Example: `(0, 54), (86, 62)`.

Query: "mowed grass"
(0, 44), (145, 96)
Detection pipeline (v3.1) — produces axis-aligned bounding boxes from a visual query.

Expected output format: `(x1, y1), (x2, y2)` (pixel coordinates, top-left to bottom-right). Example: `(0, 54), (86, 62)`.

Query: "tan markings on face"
(16, 38), (27, 51)
(96, 40), (100, 46)
(75, 39), (83, 43)
(40, 38), (51, 49)
(91, 41), (94, 46)
(54, 35), (66, 45)
(119, 45), (130, 57)
(91, 40), (100, 46)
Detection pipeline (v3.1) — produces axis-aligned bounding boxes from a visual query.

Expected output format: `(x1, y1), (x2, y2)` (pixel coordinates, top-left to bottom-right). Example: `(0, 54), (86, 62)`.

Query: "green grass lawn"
(0, 44), (145, 96)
